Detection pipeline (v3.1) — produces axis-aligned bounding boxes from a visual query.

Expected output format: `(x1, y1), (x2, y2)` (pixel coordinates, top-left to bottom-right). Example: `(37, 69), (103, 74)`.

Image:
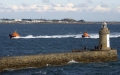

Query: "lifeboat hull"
(82, 35), (90, 38)
(9, 34), (20, 39)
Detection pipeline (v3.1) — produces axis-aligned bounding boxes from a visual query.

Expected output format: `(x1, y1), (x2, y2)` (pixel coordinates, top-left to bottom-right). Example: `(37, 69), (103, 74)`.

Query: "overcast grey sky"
(0, 0), (120, 21)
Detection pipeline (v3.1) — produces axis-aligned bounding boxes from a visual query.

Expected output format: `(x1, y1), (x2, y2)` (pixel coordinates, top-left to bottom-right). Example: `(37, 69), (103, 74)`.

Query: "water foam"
(68, 59), (78, 64)
(110, 32), (120, 38)
(15, 32), (120, 39)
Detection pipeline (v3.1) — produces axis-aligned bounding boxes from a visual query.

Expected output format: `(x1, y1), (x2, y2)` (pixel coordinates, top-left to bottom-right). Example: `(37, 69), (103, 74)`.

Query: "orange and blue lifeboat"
(82, 32), (90, 38)
(9, 31), (20, 39)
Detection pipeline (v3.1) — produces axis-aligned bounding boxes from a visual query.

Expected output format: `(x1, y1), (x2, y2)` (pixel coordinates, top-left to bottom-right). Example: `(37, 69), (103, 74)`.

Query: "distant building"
(1, 19), (15, 23)
(15, 19), (22, 22)
(0, 19), (2, 23)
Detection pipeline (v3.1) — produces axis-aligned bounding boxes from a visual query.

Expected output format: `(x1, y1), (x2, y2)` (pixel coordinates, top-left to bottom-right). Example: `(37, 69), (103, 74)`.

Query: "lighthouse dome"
(102, 21), (107, 28)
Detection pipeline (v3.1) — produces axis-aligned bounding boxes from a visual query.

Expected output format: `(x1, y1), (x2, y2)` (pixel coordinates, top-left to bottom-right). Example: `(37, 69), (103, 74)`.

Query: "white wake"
(15, 32), (120, 39)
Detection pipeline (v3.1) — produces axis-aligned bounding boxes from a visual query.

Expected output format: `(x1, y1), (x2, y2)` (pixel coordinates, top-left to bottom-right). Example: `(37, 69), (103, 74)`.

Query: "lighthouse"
(99, 22), (111, 50)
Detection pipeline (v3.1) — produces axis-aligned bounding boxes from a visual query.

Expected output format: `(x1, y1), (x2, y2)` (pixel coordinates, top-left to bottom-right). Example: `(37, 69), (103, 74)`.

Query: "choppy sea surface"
(0, 24), (120, 75)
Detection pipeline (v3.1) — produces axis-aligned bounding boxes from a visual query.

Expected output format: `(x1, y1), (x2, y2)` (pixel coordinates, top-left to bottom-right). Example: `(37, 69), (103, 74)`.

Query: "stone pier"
(0, 50), (117, 72)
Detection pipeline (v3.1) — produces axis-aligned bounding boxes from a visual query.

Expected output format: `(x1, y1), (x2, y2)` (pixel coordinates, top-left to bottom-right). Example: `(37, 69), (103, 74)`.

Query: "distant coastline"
(0, 22), (120, 25)
(0, 18), (120, 24)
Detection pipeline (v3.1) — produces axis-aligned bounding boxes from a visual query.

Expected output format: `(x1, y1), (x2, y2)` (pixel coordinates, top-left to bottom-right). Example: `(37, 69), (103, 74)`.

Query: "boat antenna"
(15, 29), (17, 32)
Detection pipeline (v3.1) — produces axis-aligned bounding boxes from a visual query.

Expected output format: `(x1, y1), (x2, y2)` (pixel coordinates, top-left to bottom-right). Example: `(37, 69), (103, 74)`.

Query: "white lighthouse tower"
(99, 22), (111, 50)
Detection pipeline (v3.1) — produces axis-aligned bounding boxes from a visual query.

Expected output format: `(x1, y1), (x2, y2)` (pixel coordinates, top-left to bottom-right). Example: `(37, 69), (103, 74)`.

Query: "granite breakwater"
(0, 50), (117, 72)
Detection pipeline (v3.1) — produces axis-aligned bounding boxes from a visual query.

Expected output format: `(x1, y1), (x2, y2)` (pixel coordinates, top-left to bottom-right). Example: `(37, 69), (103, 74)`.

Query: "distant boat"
(82, 32), (90, 38)
(9, 31), (20, 39)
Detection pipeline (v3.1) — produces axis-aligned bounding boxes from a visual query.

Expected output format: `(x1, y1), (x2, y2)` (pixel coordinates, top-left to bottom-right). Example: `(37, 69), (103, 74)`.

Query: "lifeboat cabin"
(9, 31), (20, 39)
(82, 32), (90, 38)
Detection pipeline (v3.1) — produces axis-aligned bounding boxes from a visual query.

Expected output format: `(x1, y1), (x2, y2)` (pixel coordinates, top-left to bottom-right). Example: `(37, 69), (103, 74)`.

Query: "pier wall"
(0, 50), (117, 72)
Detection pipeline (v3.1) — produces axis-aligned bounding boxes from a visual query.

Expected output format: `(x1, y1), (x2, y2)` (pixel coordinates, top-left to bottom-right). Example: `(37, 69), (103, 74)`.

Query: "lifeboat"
(82, 32), (90, 38)
(9, 31), (20, 39)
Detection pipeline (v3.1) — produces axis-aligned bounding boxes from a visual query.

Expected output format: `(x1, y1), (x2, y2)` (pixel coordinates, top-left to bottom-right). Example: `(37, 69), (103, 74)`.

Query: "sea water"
(0, 24), (120, 75)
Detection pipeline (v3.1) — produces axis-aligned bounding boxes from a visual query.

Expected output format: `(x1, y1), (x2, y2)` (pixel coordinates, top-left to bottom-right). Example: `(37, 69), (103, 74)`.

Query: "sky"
(0, 0), (120, 21)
